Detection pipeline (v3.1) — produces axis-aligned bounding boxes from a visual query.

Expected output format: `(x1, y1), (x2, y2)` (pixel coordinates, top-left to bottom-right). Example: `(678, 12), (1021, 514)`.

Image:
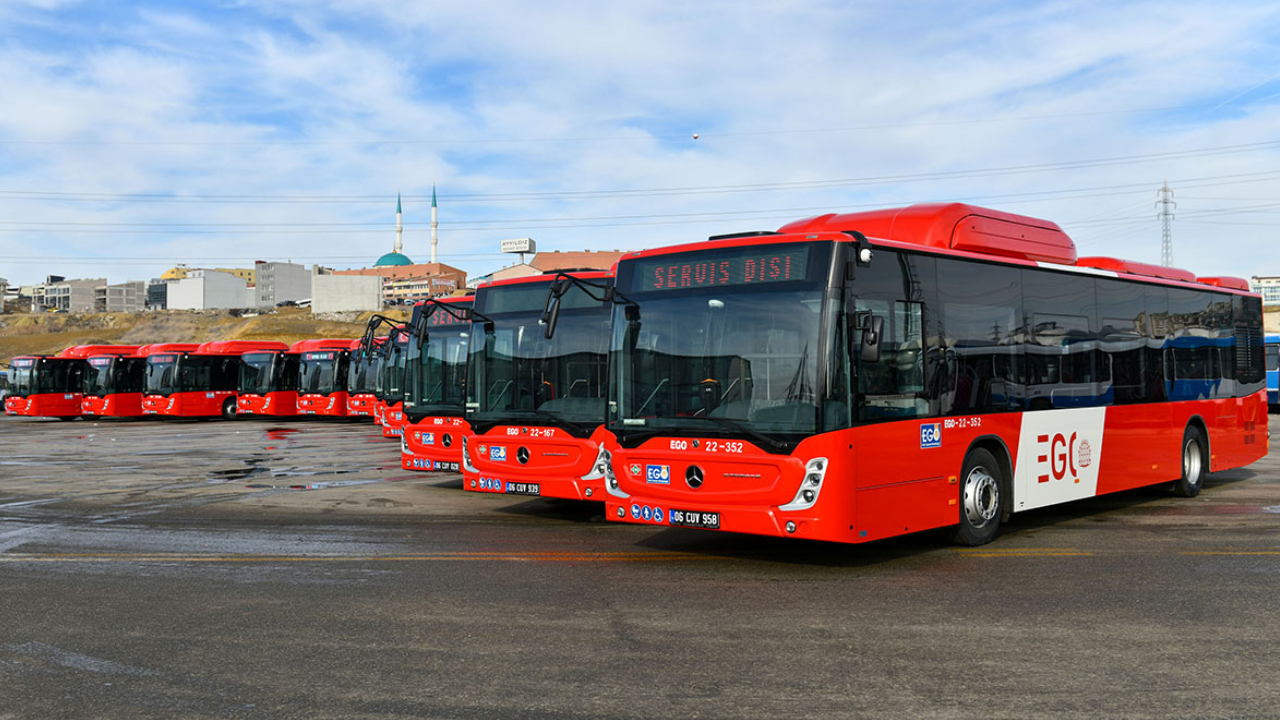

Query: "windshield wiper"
(677, 415), (792, 452)
(500, 408), (591, 435)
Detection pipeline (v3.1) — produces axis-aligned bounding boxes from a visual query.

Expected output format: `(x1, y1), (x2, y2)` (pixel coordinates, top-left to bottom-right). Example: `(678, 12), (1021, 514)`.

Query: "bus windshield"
(8, 359), (37, 397)
(609, 284), (825, 439)
(83, 357), (118, 396)
(239, 353), (280, 394)
(348, 354), (383, 395)
(467, 287), (611, 434)
(378, 336), (411, 403)
(145, 356), (179, 396)
(406, 323), (470, 416)
(299, 352), (348, 395)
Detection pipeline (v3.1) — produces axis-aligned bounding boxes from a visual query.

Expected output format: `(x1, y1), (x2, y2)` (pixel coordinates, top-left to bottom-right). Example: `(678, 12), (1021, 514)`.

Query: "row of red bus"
(7, 203), (1272, 546)
(4, 339), (384, 421)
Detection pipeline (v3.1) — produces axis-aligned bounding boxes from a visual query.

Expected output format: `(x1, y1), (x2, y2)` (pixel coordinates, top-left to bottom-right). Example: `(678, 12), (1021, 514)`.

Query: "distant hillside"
(0, 307), (409, 367)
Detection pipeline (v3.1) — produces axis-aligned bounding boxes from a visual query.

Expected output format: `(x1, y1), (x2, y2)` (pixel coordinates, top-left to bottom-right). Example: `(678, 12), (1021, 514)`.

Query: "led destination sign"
(423, 307), (470, 327)
(631, 246), (811, 292)
(88, 357), (115, 367)
(12, 358), (34, 368)
(302, 352), (336, 361)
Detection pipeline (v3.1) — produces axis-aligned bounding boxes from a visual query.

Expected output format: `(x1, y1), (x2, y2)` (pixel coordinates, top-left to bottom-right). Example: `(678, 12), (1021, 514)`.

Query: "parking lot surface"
(1, 415), (1278, 719)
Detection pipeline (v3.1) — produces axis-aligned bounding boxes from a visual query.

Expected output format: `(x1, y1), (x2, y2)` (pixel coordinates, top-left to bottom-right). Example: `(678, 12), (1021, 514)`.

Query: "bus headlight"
(779, 457), (827, 512)
(599, 448), (629, 500)
(461, 435), (479, 474)
(400, 436), (410, 454)
(581, 444), (609, 481)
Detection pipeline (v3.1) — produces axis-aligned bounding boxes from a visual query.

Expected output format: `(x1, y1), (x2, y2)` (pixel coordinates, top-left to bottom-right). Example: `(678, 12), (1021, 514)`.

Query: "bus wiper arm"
(684, 415), (790, 452)
(509, 408), (590, 435)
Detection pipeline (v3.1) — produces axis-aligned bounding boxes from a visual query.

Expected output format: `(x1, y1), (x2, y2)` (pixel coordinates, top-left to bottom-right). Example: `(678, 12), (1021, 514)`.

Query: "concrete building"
(311, 274), (383, 313)
(167, 270), (252, 310)
(96, 281), (147, 313)
(0, 277), (7, 313)
(255, 261), (312, 307)
(162, 264), (255, 285)
(466, 263), (538, 289)
(146, 279), (168, 310)
(530, 250), (626, 274)
(1250, 276), (1280, 306)
(43, 278), (105, 312)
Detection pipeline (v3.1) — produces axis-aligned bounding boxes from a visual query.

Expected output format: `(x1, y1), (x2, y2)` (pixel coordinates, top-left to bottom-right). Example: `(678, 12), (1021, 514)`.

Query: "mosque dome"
(375, 251), (413, 267)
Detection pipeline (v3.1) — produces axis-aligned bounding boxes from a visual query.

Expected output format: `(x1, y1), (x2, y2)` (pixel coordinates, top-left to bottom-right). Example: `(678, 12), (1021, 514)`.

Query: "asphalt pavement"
(1, 414), (1278, 719)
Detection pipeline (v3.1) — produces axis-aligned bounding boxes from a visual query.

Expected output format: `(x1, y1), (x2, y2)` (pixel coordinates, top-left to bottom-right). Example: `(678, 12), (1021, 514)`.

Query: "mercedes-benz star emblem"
(517, 447), (530, 464)
(685, 465), (704, 489)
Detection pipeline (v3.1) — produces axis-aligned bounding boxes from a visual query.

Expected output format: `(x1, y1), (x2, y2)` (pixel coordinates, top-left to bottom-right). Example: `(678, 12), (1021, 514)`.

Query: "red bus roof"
(1076, 256), (1197, 282)
(476, 270), (613, 292)
(290, 338), (357, 353)
(138, 343), (202, 357)
(778, 203), (1076, 265)
(195, 340), (290, 356)
(59, 345), (141, 359)
(1196, 276), (1251, 291)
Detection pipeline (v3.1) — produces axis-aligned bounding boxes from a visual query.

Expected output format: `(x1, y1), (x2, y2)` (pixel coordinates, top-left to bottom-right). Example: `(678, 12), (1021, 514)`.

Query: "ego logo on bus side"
(920, 423), (942, 449)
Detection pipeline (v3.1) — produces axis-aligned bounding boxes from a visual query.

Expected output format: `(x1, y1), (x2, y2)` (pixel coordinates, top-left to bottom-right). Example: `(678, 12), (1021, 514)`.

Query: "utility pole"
(1157, 181), (1176, 267)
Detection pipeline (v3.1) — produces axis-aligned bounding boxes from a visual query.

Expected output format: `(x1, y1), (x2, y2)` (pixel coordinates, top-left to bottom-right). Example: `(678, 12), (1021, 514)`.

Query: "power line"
(3, 140), (1280, 205)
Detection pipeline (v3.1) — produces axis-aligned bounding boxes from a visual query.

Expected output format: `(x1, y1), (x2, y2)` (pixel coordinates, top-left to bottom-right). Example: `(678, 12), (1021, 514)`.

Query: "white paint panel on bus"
(1012, 407), (1107, 512)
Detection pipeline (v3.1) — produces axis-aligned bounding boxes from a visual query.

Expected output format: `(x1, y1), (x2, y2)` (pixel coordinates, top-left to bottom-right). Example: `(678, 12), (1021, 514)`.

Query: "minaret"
(430, 185), (439, 264)
(394, 192), (404, 255)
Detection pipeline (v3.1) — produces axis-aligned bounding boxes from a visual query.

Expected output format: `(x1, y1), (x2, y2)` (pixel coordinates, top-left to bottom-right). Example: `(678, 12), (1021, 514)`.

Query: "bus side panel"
(852, 415), (1023, 542)
(1094, 403), (1174, 496)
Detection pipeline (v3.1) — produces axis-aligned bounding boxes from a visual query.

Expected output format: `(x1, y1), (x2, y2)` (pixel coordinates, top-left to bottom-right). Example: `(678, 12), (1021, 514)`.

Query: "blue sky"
(2, 0), (1280, 286)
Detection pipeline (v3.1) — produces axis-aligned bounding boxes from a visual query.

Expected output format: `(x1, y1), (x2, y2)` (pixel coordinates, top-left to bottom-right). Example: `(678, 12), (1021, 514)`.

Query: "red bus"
(347, 337), (383, 418)
(297, 340), (357, 417)
(236, 339), (353, 417)
(598, 203), (1268, 545)
(82, 345), (155, 418)
(401, 295), (474, 472)
(6, 345), (139, 420)
(460, 272), (615, 501)
(377, 326), (413, 438)
(143, 340), (288, 419)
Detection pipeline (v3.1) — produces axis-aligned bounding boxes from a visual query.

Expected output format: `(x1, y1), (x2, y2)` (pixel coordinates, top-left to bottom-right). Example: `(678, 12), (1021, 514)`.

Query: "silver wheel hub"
(962, 467), (999, 527)
(1183, 439), (1203, 485)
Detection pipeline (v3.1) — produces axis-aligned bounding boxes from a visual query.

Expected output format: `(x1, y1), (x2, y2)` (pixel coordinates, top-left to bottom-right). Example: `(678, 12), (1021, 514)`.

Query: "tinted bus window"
(935, 259), (1021, 415)
(1022, 268), (1102, 409)
(1096, 278), (1148, 405)
(851, 250), (934, 422)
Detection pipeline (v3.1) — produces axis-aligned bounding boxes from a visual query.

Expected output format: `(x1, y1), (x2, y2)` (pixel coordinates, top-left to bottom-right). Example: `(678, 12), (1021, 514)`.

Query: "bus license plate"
(504, 481), (539, 496)
(669, 509), (720, 530)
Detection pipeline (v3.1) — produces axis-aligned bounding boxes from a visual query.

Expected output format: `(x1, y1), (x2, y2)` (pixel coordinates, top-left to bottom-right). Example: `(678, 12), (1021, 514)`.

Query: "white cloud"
(1, 0), (1279, 285)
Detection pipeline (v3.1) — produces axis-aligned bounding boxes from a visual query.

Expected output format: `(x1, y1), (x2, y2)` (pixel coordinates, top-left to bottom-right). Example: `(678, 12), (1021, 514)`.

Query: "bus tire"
(1172, 425), (1206, 498)
(949, 448), (1004, 546)
(221, 398), (238, 421)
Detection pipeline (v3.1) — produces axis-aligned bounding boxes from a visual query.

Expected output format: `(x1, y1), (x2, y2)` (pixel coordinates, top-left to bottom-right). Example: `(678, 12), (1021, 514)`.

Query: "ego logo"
(1036, 433), (1086, 483)
(920, 422), (941, 449)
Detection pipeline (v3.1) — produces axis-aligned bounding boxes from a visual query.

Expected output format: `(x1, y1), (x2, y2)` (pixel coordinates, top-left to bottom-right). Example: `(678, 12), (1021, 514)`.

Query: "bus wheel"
(221, 399), (238, 421)
(1173, 426), (1206, 498)
(949, 448), (1003, 546)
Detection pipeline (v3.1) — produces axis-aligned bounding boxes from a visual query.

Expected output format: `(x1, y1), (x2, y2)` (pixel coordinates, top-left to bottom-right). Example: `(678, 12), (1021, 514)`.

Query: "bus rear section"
(82, 346), (151, 418)
(600, 203), (1268, 546)
(402, 296), (473, 472)
(297, 340), (357, 417)
(1266, 334), (1279, 409)
(460, 272), (614, 501)
(146, 341), (288, 419)
(7, 345), (138, 419)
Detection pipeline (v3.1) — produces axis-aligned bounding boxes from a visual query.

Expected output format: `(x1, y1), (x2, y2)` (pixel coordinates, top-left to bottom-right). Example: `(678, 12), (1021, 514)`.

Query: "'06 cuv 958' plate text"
(669, 509), (720, 529)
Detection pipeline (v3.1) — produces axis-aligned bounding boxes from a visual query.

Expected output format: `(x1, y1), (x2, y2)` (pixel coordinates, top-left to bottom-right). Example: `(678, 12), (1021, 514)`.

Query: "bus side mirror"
(624, 305), (640, 323)
(542, 295), (562, 339)
(859, 315), (883, 363)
